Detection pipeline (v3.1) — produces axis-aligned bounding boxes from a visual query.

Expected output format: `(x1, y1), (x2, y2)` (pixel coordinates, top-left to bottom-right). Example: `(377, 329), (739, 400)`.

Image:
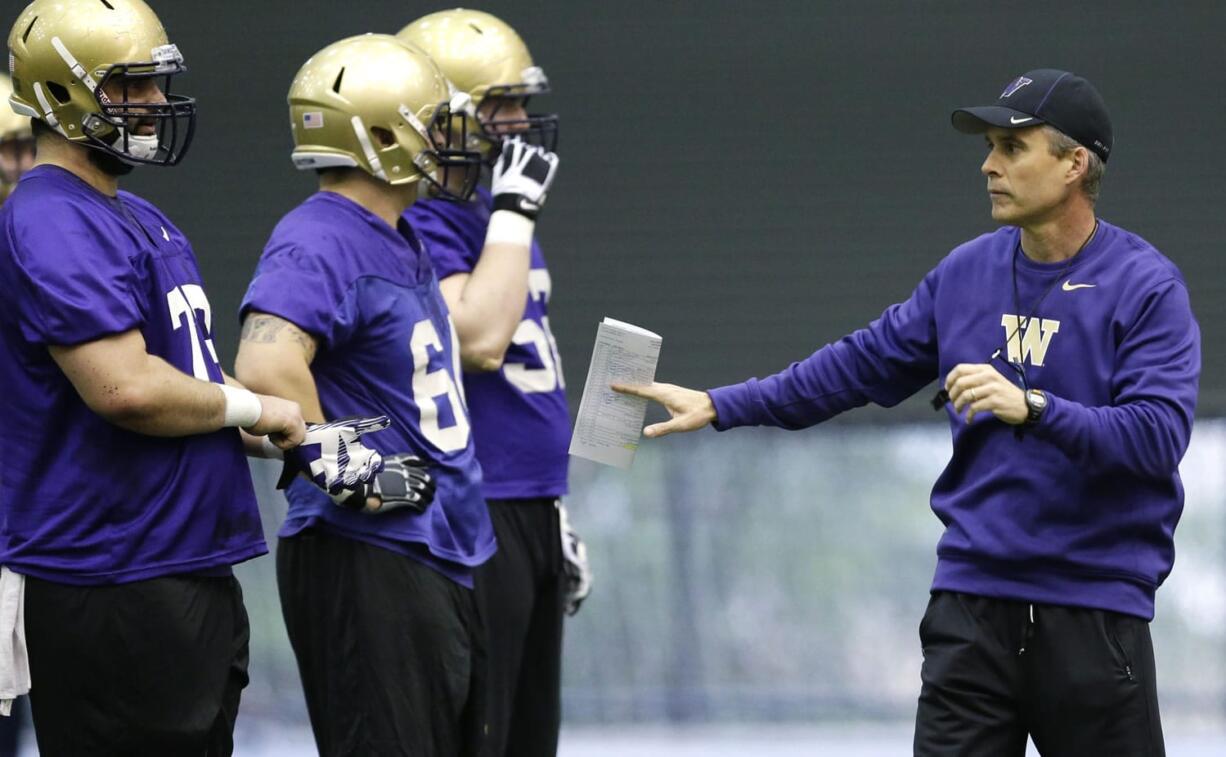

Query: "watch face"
(1028, 390), (1047, 412)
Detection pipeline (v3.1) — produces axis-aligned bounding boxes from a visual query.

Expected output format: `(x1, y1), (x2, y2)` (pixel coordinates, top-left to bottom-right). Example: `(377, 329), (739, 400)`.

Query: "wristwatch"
(1024, 389), (1048, 426)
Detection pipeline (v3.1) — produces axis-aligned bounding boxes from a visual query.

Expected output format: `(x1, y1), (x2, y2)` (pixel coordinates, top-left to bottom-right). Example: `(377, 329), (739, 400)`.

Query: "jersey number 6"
(410, 317), (472, 452)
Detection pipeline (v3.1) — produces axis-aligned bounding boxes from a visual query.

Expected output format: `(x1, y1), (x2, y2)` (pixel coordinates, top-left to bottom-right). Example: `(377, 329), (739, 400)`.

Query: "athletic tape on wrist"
(218, 384), (262, 428)
(484, 209), (535, 248)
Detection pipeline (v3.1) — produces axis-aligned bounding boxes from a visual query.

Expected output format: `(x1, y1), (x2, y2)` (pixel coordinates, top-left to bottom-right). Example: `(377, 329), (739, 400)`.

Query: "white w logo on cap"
(1000, 76), (1033, 98)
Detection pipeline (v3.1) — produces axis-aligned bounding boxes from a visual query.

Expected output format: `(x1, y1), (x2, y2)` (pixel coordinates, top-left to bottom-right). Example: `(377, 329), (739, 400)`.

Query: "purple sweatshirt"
(709, 221), (1200, 619)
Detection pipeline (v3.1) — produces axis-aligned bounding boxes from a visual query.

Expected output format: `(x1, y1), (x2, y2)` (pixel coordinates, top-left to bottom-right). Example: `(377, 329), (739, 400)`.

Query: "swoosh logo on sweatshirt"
(1062, 280), (1096, 291)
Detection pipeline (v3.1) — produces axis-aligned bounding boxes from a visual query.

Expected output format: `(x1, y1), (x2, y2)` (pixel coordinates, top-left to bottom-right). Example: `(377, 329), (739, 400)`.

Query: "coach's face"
(980, 125), (1075, 226)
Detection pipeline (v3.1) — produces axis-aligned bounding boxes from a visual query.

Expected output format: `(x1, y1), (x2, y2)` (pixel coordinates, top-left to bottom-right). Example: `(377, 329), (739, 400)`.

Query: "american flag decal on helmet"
(303, 111), (324, 129)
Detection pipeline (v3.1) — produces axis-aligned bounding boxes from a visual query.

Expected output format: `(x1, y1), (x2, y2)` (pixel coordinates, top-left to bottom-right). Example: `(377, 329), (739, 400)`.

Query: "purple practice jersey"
(407, 188), (570, 500)
(709, 221), (1200, 620)
(241, 192), (495, 582)
(0, 166), (265, 584)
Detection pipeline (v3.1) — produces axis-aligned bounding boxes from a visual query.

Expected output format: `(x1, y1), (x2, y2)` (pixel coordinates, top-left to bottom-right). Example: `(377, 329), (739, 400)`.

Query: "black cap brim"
(951, 106), (1047, 133)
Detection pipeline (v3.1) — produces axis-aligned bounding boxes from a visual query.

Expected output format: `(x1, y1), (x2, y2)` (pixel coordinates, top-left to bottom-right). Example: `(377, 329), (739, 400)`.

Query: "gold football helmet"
(288, 34), (482, 200)
(0, 74), (35, 202)
(397, 9), (558, 158)
(6, 0), (196, 167)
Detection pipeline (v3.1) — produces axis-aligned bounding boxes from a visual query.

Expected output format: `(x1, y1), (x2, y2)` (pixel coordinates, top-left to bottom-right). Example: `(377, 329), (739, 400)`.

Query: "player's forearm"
(446, 143), (557, 370)
(91, 353), (231, 436)
(235, 346), (326, 424)
(50, 331), (239, 436)
(445, 243), (532, 370)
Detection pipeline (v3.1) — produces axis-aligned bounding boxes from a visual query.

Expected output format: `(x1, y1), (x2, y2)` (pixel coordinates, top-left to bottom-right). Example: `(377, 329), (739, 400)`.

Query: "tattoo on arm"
(241, 314), (318, 362)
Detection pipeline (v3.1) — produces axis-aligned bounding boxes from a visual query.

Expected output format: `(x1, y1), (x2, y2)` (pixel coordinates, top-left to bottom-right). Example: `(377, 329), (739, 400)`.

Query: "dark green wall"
(119, 0), (1226, 420)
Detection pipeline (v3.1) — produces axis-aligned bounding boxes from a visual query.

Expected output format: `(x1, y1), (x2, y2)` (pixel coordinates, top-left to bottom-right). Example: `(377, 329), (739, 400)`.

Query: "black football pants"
(278, 529), (486, 757)
(914, 591), (1164, 756)
(476, 498), (566, 757)
(24, 574), (249, 757)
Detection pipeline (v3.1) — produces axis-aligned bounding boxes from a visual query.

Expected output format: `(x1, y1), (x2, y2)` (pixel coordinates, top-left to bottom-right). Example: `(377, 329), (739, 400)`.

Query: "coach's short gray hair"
(1043, 125), (1105, 204)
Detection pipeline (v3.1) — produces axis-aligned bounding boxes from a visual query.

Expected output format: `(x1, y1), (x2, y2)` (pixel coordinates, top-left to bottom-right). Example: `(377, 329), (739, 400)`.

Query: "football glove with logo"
(558, 502), (592, 616)
(331, 453), (437, 514)
(491, 137), (559, 220)
(277, 415), (390, 496)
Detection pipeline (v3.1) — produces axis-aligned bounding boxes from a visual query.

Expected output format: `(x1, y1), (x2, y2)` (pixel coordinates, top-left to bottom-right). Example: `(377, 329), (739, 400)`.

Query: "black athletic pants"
(476, 498), (566, 757)
(278, 529), (486, 757)
(0, 695), (23, 757)
(914, 591), (1164, 756)
(24, 574), (249, 757)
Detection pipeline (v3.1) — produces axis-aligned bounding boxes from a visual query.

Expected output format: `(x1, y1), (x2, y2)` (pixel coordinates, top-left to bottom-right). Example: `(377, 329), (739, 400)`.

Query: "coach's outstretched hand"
(611, 382), (718, 438)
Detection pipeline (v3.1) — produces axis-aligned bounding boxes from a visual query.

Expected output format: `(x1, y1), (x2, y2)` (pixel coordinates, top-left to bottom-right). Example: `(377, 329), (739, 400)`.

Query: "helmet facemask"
(476, 67), (559, 162)
(7, 0), (195, 170)
(416, 96), (483, 202)
(80, 44), (197, 167)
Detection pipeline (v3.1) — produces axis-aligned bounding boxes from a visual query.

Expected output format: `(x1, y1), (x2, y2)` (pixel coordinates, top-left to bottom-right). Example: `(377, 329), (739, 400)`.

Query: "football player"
(0, 0), (306, 753)
(398, 10), (585, 755)
(0, 74), (34, 203)
(0, 72), (24, 757)
(234, 34), (530, 756)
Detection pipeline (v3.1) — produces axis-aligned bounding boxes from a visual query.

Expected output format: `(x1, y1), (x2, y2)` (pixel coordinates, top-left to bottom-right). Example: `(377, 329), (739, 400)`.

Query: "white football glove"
(331, 453), (436, 514)
(276, 415), (389, 496)
(491, 137), (560, 220)
(558, 501), (592, 616)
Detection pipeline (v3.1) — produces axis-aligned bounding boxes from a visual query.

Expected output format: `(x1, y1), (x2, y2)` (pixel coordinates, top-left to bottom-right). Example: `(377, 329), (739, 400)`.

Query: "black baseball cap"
(951, 69), (1113, 162)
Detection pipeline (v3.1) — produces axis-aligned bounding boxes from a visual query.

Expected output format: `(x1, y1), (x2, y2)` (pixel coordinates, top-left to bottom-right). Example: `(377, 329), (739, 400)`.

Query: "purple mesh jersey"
(407, 188), (570, 500)
(0, 166), (265, 584)
(241, 192), (495, 580)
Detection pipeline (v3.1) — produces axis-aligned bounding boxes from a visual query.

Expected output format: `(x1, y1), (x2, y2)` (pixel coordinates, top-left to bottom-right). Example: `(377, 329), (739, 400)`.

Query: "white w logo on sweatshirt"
(1000, 315), (1061, 367)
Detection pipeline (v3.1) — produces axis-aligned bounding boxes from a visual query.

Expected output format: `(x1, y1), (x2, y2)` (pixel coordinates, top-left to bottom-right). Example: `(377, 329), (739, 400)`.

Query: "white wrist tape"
(484, 209), (535, 249)
(260, 435), (284, 460)
(218, 384), (262, 428)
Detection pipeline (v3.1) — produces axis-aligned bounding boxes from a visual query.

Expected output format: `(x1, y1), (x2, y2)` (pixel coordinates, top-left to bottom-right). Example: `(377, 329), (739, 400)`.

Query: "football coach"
(616, 69), (1199, 755)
